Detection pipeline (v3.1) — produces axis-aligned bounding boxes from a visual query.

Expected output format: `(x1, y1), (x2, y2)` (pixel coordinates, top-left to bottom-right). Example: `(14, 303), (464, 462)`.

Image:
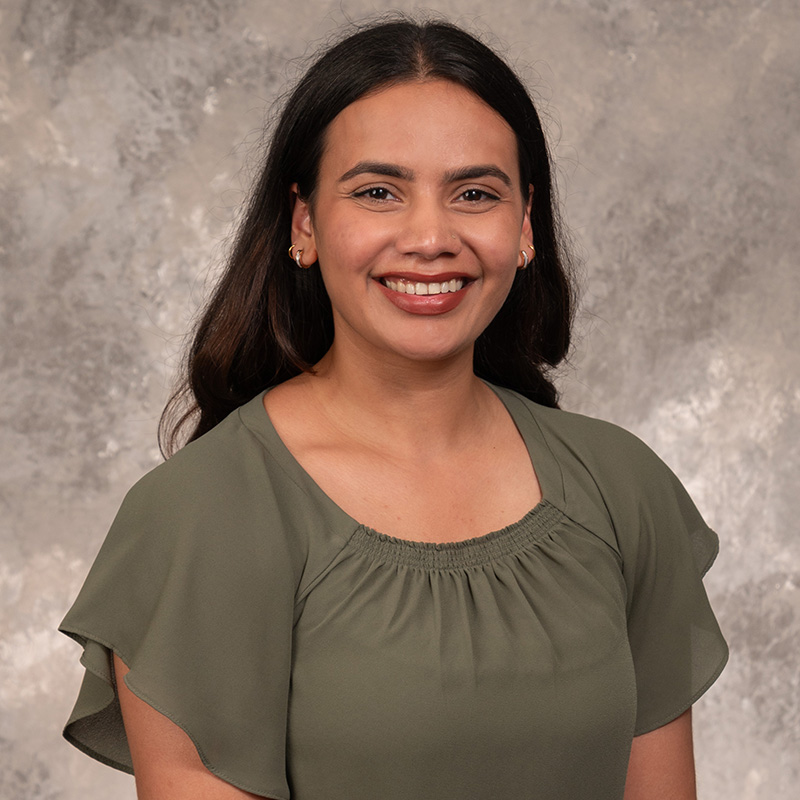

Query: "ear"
(290, 182), (318, 263)
(519, 183), (534, 251)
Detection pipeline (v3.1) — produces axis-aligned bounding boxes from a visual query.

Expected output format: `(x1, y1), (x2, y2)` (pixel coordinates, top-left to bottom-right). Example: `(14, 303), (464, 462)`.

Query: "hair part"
(159, 16), (576, 457)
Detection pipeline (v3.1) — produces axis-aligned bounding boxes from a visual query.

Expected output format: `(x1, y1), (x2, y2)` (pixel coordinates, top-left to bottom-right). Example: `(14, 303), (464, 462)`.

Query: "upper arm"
(624, 708), (696, 800)
(114, 655), (271, 800)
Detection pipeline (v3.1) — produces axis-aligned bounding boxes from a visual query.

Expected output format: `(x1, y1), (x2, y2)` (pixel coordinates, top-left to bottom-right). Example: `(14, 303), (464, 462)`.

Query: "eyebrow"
(442, 165), (513, 188)
(338, 161), (413, 183)
(337, 161), (513, 188)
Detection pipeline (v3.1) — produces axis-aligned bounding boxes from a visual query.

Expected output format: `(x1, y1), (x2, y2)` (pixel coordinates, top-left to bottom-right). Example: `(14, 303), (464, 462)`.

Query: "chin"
(378, 337), (474, 365)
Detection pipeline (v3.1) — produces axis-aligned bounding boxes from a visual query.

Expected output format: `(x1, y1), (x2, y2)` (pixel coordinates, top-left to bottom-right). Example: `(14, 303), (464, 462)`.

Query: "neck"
(306, 340), (496, 457)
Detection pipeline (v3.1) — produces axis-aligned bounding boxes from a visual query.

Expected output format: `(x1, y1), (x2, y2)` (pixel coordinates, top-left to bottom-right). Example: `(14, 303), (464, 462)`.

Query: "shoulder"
(538, 405), (669, 483)
(495, 386), (672, 490)
(121, 396), (281, 531)
(495, 386), (715, 558)
(112, 395), (319, 574)
(109, 394), (357, 593)
(524, 392), (717, 567)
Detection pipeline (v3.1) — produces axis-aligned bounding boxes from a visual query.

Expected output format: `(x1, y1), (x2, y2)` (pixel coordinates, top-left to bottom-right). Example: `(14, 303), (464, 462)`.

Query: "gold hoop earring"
(518, 250), (529, 270)
(289, 243), (312, 269)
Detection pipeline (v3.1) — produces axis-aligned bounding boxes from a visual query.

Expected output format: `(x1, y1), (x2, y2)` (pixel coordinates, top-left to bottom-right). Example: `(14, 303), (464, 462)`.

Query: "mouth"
(379, 276), (467, 296)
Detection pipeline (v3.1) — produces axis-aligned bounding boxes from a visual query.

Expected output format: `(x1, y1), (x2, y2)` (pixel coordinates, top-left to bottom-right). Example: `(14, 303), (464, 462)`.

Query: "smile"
(381, 277), (465, 295)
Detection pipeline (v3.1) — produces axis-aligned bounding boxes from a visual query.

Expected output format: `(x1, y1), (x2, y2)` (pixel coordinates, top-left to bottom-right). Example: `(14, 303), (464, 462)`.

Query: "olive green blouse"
(60, 385), (727, 799)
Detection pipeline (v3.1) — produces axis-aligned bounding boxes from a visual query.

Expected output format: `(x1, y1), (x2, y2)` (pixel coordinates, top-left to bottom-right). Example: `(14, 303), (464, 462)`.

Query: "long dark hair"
(160, 18), (576, 456)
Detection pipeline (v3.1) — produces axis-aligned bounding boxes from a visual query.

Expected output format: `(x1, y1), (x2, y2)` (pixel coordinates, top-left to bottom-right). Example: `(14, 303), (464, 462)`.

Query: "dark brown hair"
(160, 18), (575, 456)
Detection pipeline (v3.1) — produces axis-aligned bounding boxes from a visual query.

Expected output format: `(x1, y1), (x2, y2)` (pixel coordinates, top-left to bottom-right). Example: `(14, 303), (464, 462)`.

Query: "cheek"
(465, 209), (525, 261)
(317, 212), (388, 271)
(470, 231), (521, 279)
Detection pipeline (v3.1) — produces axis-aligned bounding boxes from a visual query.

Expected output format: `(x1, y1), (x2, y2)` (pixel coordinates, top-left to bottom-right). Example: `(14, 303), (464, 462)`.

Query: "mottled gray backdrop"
(1, 0), (798, 797)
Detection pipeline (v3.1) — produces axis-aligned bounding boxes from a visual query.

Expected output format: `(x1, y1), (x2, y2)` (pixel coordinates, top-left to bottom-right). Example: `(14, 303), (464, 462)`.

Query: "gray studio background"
(1, 0), (798, 797)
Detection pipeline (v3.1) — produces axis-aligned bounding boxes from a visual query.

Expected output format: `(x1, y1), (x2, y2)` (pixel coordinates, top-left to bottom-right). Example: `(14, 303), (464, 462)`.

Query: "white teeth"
(382, 278), (465, 295)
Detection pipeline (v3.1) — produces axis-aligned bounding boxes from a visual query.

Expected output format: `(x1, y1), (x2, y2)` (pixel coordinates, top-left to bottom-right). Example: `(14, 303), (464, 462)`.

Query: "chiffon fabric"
(60, 384), (728, 799)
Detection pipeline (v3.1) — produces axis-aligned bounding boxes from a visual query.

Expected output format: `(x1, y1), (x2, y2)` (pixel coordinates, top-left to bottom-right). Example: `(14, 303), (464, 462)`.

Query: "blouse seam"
(491, 386), (568, 509)
(235, 404), (364, 602)
(237, 404), (333, 509)
(294, 524), (365, 606)
(556, 507), (623, 562)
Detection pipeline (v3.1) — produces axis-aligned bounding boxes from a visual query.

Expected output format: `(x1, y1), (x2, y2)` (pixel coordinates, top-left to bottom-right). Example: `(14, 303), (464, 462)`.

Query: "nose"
(394, 196), (461, 260)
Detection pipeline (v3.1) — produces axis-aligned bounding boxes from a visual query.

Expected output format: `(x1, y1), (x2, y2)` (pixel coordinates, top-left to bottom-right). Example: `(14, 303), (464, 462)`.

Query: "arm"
(114, 655), (272, 800)
(624, 708), (696, 800)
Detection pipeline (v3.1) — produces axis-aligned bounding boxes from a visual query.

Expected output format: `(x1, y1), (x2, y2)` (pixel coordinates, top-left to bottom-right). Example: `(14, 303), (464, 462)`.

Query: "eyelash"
(353, 186), (395, 201)
(459, 188), (499, 203)
(351, 187), (500, 203)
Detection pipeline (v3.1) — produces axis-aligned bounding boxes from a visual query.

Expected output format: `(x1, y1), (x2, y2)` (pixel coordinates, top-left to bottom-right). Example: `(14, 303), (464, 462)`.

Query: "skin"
(296, 80), (534, 367)
(116, 79), (698, 798)
(278, 79), (540, 542)
(625, 709), (697, 799)
(114, 655), (264, 799)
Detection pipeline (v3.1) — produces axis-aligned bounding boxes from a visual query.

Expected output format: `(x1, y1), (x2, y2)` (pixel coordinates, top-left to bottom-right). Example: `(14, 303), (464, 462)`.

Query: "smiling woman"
(59, 16), (727, 800)
(291, 80), (531, 363)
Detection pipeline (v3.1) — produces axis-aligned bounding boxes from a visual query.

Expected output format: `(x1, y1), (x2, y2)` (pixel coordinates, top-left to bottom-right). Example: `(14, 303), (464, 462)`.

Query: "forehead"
(320, 80), (520, 181)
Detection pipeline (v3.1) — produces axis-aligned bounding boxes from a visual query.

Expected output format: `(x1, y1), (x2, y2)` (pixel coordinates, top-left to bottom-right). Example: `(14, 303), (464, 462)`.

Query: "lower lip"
(375, 280), (470, 315)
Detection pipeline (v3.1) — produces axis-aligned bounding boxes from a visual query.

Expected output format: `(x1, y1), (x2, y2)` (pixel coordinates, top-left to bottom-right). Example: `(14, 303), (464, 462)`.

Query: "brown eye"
(354, 187), (394, 201)
(460, 188), (498, 202)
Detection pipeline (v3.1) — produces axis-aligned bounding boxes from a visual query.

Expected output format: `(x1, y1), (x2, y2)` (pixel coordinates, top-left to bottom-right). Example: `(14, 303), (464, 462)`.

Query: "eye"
(459, 188), (500, 203)
(352, 186), (396, 202)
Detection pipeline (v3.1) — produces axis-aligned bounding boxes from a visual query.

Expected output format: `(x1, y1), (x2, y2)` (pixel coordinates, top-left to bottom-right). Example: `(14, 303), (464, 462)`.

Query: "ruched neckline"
(243, 382), (568, 548)
(350, 501), (564, 570)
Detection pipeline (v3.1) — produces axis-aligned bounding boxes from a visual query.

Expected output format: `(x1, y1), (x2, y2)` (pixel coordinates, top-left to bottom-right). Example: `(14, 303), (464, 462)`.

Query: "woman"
(60, 18), (728, 800)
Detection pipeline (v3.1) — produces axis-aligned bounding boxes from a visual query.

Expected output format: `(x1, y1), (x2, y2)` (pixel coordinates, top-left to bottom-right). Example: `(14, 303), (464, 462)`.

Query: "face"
(291, 79), (533, 365)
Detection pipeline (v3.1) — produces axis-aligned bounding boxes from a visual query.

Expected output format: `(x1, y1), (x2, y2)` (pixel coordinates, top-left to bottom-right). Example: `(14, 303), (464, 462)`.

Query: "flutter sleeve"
(59, 426), (306, 800)
(607, 433), (729, 736)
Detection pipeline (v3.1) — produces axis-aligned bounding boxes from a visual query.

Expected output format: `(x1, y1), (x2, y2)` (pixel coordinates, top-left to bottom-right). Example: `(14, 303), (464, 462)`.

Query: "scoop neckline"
(238, 381), (566, 549)
(348, 501), (564, 569)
